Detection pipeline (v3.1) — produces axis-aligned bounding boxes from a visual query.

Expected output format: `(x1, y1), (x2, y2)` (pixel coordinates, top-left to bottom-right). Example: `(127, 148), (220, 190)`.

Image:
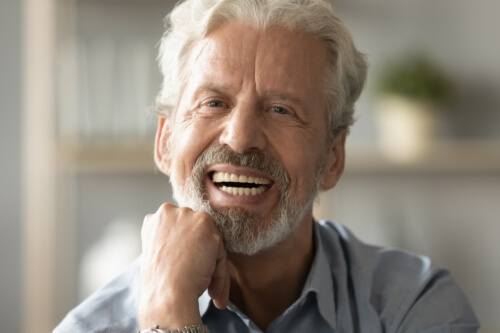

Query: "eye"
(270, 105), (290, 115)
(204, 99), (228, 109)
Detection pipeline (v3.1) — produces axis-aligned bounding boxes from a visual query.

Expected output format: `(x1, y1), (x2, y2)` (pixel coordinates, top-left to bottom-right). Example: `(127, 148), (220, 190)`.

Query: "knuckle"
(157, 202), (178, 222)
(194, 214), (215, 233)
(159, 202), (176, 214)
(178, 206), (193, 216)
(193, 211), (214, 227)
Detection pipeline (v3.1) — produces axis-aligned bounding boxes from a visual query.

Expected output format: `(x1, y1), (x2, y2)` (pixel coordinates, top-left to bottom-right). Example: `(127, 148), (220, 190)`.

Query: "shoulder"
(316, 221), (480, 332)
(317, 220), (435, 284)
(53, 258), (140, 333)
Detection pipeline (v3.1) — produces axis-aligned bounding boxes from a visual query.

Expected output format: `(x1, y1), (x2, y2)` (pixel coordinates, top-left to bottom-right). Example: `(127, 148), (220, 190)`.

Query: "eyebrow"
(193, 83), (235, 99)
(263, 90), (305, 108)
(194, 82), (304, 107)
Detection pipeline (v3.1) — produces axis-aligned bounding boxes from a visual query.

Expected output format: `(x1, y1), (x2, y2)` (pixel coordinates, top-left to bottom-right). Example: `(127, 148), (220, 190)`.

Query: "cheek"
(170, 120), (219, 179)
(286, 151), (320, 189)
(270, 128), (324, 198)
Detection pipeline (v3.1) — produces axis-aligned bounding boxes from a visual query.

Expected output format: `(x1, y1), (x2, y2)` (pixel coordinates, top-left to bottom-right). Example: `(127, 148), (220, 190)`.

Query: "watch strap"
(140, 324), (209, 333)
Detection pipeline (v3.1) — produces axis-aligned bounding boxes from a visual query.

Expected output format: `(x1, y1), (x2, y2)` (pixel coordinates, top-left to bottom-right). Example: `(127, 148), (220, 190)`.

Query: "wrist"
(139, 296), (201, 330)
(140, 324), (209, 333)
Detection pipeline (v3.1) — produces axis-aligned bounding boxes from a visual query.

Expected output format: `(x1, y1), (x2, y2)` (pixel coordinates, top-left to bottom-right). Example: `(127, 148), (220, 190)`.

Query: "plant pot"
(376, 95), (439, 162)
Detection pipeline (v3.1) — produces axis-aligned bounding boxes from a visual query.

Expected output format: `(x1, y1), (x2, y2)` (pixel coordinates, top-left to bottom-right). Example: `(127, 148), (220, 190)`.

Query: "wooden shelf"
(58, 141), (158, 174)
(346, 140), (500, 174)
(58, 140), (500, 175)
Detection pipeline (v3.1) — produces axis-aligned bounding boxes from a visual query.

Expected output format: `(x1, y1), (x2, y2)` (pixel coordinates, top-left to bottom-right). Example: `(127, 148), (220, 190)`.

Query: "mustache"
(191, 144), (290, 190)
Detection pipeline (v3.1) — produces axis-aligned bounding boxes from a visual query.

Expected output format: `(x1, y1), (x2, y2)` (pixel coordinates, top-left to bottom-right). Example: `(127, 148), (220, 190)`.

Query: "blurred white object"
(79, 218), (141, 299)
(376, 95), (439, 163)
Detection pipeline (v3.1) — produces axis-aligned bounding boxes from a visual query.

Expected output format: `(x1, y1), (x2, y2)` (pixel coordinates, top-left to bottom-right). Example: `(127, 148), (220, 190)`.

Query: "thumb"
(208, 238), (230, 309)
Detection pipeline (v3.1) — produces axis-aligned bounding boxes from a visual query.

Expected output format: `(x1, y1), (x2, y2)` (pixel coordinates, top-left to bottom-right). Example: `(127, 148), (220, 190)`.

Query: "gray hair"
(156, 0), (367, 139)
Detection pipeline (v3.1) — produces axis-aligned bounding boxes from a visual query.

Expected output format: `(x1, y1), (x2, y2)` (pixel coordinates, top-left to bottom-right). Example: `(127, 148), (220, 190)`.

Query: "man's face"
(156, 22), (344, 254)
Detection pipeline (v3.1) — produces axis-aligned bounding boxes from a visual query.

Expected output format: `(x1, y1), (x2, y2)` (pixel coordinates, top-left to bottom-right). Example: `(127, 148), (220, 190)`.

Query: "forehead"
(186, 22), (329, 101)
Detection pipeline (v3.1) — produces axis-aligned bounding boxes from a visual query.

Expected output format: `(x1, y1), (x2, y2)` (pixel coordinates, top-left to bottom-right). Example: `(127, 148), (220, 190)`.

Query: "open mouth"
(209, 171), (273, 196)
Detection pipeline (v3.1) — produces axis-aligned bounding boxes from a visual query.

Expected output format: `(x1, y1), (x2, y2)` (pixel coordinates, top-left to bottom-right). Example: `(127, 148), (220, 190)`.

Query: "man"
(55, 0), (479, 332)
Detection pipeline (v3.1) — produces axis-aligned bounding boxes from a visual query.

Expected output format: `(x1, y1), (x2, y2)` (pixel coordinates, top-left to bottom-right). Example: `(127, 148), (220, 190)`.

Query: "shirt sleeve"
(53, 313), (138, 333)
(53, 315), (89, 333)
(52, 259), (141, 333)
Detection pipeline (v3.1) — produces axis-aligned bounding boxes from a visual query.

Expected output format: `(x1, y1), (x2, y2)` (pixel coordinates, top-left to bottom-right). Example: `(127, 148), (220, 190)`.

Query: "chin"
(210, 203), (307, 256)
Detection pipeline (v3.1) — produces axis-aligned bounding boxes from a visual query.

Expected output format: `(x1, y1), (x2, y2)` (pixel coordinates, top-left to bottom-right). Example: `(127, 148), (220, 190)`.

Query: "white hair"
(156, 0), (367, 138)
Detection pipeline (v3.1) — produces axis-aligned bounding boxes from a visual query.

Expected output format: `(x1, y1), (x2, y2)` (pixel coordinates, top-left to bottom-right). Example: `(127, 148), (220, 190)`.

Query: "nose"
(219, 102), (267, 153)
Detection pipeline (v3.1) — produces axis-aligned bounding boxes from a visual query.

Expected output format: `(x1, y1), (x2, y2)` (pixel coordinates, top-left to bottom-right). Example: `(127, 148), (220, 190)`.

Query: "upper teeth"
(212, 172), (271, 185)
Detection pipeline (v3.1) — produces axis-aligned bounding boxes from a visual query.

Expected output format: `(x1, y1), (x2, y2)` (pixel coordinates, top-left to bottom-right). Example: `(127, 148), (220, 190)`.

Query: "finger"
(214, 261), (231, 308)
(221, 264), (231, 307)
(208, 243), (226, 302)
(208, 261), (227, 309)
(208, 236), (228, 309)
(221, 260), (236, 307)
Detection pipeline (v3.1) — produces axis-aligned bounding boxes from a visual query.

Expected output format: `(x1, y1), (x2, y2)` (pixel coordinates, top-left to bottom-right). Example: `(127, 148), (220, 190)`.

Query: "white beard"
(168, 144), (322, 255)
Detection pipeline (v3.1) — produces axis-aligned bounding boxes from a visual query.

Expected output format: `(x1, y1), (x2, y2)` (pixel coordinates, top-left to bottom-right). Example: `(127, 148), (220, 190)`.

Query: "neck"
(227, 214), (315, 330)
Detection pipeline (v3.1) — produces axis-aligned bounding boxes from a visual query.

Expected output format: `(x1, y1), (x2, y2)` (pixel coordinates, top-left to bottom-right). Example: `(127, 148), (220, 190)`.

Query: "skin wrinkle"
(191, 85), (310, 130)
(254, 28), (323, 134)
(186, 39), (308, 129)
(178, 26), (320, 132)
(186, 39), (311, 128)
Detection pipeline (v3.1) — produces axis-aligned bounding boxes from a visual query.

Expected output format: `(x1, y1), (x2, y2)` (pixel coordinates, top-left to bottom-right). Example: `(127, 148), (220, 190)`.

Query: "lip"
(205, 164), (278, 209)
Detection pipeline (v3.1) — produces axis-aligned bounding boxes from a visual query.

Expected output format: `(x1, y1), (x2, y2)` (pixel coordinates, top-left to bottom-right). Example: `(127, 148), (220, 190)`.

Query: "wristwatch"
(140, 324), (209, 333)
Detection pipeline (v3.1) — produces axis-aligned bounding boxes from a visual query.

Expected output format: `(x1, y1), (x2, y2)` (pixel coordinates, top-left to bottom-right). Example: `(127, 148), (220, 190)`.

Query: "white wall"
(337, 0), (500, 143)
(0, 0), (22, 331)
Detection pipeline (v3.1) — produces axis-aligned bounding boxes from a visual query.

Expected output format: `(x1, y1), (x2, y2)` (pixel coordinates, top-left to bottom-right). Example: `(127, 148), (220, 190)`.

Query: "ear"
(319, 130), (347, 190)
(154, 116), (171, 175)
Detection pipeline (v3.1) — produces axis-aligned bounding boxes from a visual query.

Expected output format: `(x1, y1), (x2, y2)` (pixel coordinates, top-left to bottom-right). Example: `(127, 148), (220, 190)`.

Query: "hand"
(138, 203), (231, 329)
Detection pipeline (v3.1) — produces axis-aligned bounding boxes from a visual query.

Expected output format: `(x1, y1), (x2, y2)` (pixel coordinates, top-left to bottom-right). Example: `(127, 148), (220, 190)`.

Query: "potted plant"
(375, 54), (453, 162)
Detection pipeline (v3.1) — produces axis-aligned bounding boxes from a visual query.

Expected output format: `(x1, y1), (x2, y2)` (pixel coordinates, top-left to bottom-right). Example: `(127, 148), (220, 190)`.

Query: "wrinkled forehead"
(185, 22), (329, 101)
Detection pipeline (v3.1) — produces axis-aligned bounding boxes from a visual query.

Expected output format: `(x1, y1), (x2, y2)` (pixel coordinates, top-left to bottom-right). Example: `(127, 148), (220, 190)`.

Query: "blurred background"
(1, 0), (499, 332)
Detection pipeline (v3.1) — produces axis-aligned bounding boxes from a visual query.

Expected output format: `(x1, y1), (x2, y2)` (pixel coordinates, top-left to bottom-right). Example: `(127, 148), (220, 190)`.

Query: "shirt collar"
(197, 221), (336, 329)
(299, 221), (336, 329)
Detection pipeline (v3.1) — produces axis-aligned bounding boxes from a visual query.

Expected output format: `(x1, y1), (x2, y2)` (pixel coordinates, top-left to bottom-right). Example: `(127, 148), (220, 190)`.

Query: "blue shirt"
(54, 221), (479, 332)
